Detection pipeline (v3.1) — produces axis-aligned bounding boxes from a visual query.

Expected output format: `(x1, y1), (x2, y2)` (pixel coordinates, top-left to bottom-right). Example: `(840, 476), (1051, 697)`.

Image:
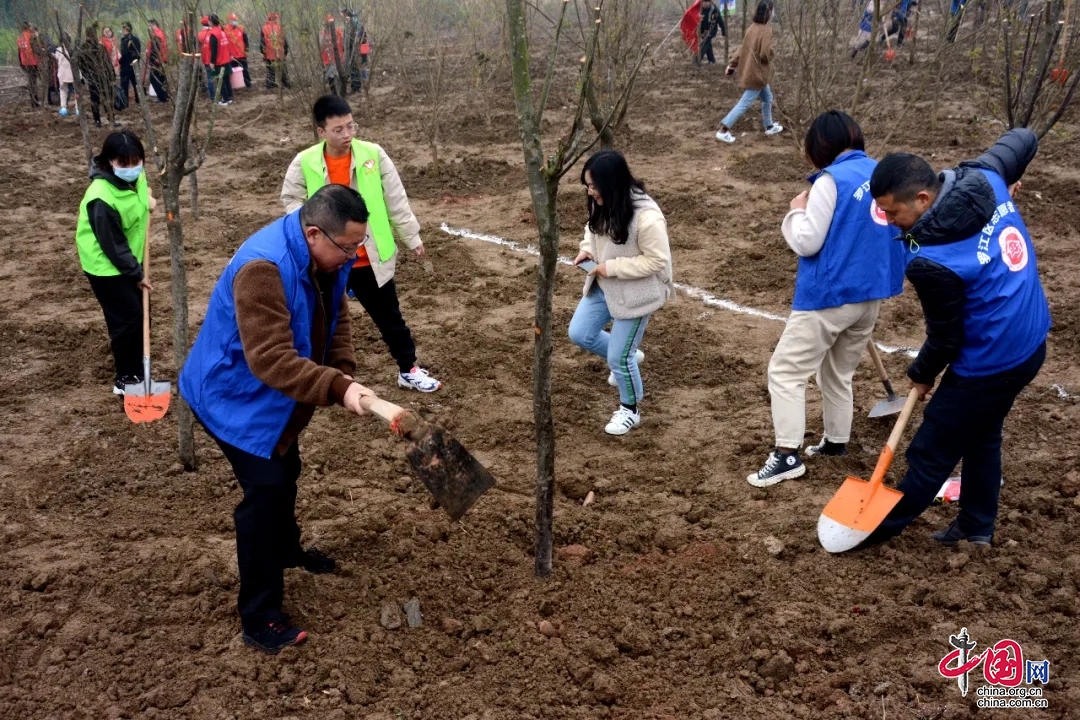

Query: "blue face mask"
(113, 163), (143, 183)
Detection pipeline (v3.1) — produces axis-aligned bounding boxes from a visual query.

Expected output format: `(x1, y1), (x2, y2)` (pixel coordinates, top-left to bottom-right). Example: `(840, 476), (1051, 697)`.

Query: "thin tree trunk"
(584, 79), (615, 149)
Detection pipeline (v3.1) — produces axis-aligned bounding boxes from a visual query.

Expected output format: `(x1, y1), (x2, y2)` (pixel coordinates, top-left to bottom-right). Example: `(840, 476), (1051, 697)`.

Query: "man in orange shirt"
(18, 22), (41, 107)
(225, 13), (252, 89)
(280, 96), (442, 393)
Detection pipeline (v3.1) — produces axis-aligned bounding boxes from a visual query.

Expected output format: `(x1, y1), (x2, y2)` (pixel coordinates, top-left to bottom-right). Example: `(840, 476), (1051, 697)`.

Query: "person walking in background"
(698, 0), (726, 65)
(147, 19), (170, 103)
(747, 111), (905, 487)
(53, 36), (77, 117)
(225, 14), (252, 89)
(75, 130), (155, 396)
(715, 1), (782, 143)
(261, 12), (291, 89)
(207, 15), (234, 106)
(281, 96), (443, 393)
(82, 26), (117, 127)
(198, 16), (214, 99)
(320, 15), (346, 94)
(118, 22), (141, 108)
(101, 26), (120, 74)
(18, 22), (41, 108)
(570, 150), (675, 436)
(861, 130), (1049, 548)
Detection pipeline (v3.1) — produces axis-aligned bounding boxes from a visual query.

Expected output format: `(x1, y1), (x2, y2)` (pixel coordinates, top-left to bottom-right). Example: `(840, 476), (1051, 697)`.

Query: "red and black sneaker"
(242, 620), (308, 654)
(288, 547), (336, 575)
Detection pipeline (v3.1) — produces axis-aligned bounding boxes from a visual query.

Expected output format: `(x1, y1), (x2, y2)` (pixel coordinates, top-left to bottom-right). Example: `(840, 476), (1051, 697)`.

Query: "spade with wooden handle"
(358, 395), (496, 520)
(124, 223), (171, 423)
(866, 340), (906, 418)
(817, 387), (919, 553)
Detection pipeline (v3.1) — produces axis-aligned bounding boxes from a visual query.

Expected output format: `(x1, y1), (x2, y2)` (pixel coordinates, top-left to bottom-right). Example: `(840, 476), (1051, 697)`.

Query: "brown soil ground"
(1, 44), (1079, 720)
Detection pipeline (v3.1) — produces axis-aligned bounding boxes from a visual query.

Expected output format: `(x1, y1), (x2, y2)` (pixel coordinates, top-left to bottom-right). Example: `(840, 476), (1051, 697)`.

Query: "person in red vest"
(18, 22), (41, 107)
(198, 16), (214, 98)
(261, 12), (290, 89)
(207, 15), (234, 106)
(225, 13), (252, 89)
(147, 19), (170, 102)
(320, 15), (345, 93)
(101, 27), (120, 73)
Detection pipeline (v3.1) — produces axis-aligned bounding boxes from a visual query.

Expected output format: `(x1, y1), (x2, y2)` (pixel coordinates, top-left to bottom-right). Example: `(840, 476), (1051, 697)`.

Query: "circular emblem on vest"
(998, 226), (1029, 272)
(870, 200), (889, 226)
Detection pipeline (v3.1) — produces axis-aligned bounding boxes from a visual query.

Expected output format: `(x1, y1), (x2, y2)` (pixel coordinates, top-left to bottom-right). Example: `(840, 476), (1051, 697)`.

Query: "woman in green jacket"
(75, 130), (153, 395)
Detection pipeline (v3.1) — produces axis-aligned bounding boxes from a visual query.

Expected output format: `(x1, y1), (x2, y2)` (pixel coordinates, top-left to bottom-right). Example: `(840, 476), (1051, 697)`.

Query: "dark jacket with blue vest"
(793, 150), (905, 312)
(179, 211), (357, 459)
(900, 129), (1050, 385)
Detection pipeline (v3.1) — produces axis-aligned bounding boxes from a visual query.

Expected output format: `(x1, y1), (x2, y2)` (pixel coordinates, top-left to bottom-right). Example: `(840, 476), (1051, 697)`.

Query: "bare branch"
(537, 0), (571, 125)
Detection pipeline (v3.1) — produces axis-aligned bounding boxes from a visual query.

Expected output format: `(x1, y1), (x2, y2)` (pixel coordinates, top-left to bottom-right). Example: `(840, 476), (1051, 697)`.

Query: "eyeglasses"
(314, 225), (360, 258)
(326, 122), (359, 137)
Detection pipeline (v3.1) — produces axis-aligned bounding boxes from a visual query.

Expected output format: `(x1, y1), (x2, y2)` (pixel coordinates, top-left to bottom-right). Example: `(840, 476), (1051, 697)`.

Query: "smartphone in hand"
(576, 259), (598, 273)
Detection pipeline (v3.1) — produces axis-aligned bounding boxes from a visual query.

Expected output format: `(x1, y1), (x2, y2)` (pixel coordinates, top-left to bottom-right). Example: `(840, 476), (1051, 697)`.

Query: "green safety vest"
(75, 174), (149, 276)
(298, 139), (396, 262)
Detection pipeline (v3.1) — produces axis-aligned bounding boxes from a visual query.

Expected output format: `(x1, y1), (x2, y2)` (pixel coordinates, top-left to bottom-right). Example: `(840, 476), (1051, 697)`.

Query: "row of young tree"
(14, 0), (1079, 577)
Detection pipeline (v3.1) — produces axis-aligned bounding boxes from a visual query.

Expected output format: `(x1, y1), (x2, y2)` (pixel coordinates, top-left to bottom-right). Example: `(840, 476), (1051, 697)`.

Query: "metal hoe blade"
(403, 423), (496, 521)
(868, 394), (907, 418)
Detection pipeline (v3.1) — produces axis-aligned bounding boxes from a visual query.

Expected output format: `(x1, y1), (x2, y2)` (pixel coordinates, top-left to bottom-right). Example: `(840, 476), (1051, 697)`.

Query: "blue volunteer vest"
(179, 211), (352, 458)
(910, 169), (1050, 377)
(792, 151), (903, 312)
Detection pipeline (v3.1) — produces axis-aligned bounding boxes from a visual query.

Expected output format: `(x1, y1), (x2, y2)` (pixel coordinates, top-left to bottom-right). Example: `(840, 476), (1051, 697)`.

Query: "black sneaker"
(113, 376), (142, 396)
(290, 548), (336, 574)
(242, 620), (308, 654)
(930, 519), (992, 547)
(805, 438), (847, 457)
(746, 449), (806, 488)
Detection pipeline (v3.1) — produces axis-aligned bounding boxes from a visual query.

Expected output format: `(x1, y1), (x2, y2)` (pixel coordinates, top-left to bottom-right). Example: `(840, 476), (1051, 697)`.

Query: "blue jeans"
(867, 341), (1045, 543)
(568, 285), (649, 407)
(720, 85), (774, 130)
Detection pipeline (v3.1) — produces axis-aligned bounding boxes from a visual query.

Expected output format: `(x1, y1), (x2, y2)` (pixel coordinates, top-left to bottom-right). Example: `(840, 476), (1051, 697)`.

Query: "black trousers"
(212, 64), (234, 102)
(264, 59), (290, 88)
(869, 342), (1046, 543)
(149, 66), (169, 101)
(347, 265), (416, 373)
(236, 57), (252, 87)
(85, 273), (143, 380)
(210, 433), (305, 629)
(23, 65), (40, 107)
(119, 65), (140, 106)
(86, 80), (102, 124)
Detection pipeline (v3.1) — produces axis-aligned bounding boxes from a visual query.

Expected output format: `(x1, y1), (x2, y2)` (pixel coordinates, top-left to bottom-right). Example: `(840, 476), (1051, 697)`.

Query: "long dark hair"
(93, 130), (145, 174)
(752, 0), (773, 24)
(581, 150), (645, 245)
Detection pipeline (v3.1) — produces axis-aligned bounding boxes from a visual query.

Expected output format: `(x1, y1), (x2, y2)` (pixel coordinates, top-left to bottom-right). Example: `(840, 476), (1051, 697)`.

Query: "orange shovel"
(817, 387), (919, 552)
(124, 223), (171, 423)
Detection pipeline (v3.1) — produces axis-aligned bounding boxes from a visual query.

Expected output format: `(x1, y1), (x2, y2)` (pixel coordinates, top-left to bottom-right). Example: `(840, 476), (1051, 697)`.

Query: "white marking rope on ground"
(440, 223), (920, 358)
(441, 223), (1078, 400)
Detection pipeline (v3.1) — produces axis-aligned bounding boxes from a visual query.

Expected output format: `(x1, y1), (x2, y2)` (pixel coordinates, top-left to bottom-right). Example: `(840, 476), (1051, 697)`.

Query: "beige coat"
(580, 194), (675, 320)
(281, 141), (421, 288)
(729, 22), (775, 90)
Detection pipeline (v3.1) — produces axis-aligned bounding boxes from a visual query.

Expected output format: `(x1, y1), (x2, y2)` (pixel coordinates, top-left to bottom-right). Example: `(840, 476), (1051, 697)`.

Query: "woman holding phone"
(569, 150), (674, 436)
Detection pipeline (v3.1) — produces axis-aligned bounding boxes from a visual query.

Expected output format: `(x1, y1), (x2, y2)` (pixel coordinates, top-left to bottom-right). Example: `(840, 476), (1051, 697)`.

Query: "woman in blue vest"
(74, 130), (154, 395)
(748, 111), (905, 487)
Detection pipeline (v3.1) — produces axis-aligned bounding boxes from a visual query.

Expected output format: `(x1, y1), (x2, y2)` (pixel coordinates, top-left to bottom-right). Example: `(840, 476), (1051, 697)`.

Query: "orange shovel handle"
(868, 387), (921, 487)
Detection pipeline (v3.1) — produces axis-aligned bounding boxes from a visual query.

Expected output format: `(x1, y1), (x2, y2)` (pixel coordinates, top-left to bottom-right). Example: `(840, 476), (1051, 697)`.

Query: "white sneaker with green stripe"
(608, 349), (645, 387)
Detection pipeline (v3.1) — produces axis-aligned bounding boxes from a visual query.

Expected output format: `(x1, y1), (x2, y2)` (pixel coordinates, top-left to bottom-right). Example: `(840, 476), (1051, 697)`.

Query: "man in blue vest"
(180, 184), (378, 653)
(863, 129), (1050, 548)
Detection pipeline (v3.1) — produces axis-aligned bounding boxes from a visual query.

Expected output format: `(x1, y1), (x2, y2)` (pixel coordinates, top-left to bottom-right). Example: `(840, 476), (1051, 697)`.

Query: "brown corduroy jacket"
(729, 22), (775, 91)
(233, 260), (357, 456)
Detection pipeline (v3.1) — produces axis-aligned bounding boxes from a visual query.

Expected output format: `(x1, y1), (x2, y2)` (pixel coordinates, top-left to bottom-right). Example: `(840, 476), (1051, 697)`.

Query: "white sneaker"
(608, 349), (645, 387)
(765, 123), (784, 136)
(604, 406), (641, 436)
(746, 450), (805, 488)
(715, 130), (736, 143)
(398, 366), (442, 393)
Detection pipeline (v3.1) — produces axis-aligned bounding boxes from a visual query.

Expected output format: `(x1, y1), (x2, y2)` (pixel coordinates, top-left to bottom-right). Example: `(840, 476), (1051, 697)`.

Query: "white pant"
(768, 300), (881, 449)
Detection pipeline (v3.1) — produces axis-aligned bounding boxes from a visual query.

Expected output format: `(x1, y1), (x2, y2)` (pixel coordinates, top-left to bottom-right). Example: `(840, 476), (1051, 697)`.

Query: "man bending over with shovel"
(180, 185), (378, 653)
(861, 129), (1050, 548)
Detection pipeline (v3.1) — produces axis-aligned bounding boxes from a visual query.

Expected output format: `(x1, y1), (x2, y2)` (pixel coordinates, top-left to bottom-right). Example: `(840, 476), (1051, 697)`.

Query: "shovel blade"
(124, 380), (172, 423)
(818, 475), (904, 553)
(404, 423), (496, 521)
(868, 395), (907, 418)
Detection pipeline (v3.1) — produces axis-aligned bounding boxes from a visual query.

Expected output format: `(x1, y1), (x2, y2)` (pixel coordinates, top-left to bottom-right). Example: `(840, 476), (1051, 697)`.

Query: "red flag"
(681, 0), (703, 54)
